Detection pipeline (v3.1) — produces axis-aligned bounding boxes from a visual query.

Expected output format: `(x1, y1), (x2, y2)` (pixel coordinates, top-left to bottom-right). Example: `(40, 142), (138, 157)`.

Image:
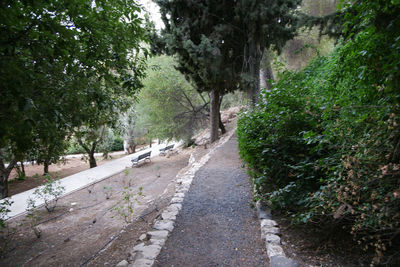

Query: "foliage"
(0, 198), (12, 233)
(115, 105), (149, 154)
(66, 132), (123, 155)
(14, 163), (26, 181)
(0, 198), (16, 255)
(113, 186), (143, 224)
(0, 0), (148, 198)
(96, 129), (124, 153)
(66, 140), (87, 155)
(221, 91), (247, 110)
(25, 198), (42, 238)
(32, 175), (65, 212)
(154, 0), (302, 141)
(137, 56), (208, 145)
(237, 1), (400, 263)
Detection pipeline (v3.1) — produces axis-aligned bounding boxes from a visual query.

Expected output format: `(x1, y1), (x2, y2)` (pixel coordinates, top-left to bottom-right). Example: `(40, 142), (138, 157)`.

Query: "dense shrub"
(110, 137), (124, 152)
(66, 134), (124, 155)
(237, 2), (400, 263)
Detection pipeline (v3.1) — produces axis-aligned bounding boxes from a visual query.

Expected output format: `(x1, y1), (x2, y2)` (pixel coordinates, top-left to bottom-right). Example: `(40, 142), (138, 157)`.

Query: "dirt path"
(154, 134), (268, 266)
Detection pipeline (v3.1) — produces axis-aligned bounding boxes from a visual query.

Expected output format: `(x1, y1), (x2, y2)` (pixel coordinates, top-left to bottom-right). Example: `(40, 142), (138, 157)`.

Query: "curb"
(255, 201), (298, 267)
(116, 130), (236, 267)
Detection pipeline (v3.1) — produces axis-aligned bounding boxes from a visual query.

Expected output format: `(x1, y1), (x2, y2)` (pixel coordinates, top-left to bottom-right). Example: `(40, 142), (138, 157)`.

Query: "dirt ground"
(8, 154), (125, 196)
(0, 147), (210, 266)
(0, 109), (238, 267)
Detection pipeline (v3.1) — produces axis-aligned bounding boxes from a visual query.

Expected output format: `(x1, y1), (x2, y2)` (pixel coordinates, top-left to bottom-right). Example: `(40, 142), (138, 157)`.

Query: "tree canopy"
(137, 55), (208, 145)
(0, 0), (148, 198)
(155, 0), (301, 142)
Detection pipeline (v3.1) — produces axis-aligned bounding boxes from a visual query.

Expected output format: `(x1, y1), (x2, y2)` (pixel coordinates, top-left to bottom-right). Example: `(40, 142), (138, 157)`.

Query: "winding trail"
(154, 134), (268, 266)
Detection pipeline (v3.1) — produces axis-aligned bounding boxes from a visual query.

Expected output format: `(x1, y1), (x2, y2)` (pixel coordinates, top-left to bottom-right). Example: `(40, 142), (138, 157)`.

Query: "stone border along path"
(116, 129), (236, 267)
(116, 129), (298, 267)
(255, 202), (298, 267)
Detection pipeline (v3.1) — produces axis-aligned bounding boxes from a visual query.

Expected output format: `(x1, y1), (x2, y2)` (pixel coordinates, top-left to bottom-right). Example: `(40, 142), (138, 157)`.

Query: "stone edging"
(255, 201), (298, 267)
(116, 130), (236, 267)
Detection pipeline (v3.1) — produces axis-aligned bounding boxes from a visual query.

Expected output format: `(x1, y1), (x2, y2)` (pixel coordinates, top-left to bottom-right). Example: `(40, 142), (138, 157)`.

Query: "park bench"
(159, 144), (174, 156)
(131, 151), (151, 167)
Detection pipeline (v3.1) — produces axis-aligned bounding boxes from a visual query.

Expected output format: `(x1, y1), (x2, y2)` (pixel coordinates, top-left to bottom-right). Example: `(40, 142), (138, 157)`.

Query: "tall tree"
(138, 56), (208, 145)
(156, 1), (245, 142)
(155, 0), (301, 142)
(234, 0), (300, 103)
(0, 0), (147, 198)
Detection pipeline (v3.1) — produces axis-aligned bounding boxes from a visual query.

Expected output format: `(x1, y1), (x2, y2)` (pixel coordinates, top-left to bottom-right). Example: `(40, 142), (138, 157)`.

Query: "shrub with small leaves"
(25, 198), (42, 238)
(33, 175), (65, 212)
(113, 187), (143, 223)
(0, 199), (17, 256)
(237, 3), (400, 262)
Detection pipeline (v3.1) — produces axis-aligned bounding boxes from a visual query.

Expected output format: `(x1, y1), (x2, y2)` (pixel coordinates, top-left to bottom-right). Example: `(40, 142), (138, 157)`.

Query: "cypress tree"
(233, 0), (300, 103)
(156, 0), (243, 142)
(156, 0), (301, 142)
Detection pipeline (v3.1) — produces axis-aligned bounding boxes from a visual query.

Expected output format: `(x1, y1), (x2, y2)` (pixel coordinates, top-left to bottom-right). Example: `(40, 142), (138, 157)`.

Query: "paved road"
(154, 135), (268, 266)
(2, 142), (178, 219)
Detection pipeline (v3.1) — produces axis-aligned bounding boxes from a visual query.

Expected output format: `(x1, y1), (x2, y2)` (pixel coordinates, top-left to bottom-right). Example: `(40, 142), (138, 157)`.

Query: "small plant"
(15, 172), (26, 181)
(33, 173), (40, 179)
(103, 185), (113, 200)
(113, 187), (144, 223)
(33, 175), (65, 212)
(25, 198), (41, 238)
(0, 199), (17, 255)
(124, 169), (130, 176)
(14, 163), (26, 181)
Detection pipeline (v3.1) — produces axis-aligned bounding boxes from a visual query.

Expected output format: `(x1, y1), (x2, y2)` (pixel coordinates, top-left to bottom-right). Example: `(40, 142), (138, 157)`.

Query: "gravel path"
(154, 135), (268, 266)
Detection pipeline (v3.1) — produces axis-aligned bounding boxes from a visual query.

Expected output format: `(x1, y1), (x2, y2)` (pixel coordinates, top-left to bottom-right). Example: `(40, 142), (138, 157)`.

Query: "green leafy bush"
(32, 175), (65, 212)
(0, 199), (17, 254)
(238, 2), (400, 262)
(110, 136), (124, 151)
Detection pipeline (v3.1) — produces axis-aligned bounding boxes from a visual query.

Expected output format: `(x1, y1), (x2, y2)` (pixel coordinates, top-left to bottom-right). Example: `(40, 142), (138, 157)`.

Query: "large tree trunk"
(15, 161), (26, 178)
(218, 95), (226, 134)
(219, 111), (226, 134)
(21, 161), (25, 175)
(89, 153), (97, 168)
(78, 138), (98, 168)
(0, 159), (16, 199)
(43, 159), (49, 175)
(260, 53), (274, 91)
(210, 89), (220, 143)
(245, 41), (263, 106)
(89, 142), (97, 168)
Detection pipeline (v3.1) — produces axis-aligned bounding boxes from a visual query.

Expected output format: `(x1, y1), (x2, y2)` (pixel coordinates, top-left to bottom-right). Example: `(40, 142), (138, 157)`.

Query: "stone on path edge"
(256, 201), (298, 267)
(116, 129), (237, 267)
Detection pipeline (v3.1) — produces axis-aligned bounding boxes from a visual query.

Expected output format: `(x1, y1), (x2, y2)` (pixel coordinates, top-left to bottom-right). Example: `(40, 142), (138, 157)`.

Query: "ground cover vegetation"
(237, 1), (400, 264)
